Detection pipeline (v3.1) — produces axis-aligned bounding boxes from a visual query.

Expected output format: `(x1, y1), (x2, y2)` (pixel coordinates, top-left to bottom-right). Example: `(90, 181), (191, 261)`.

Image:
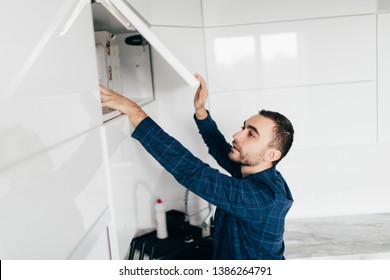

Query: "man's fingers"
(99, 84), (115, 96)
(101, 100), (110, 107)
(194, 73), (205, 84)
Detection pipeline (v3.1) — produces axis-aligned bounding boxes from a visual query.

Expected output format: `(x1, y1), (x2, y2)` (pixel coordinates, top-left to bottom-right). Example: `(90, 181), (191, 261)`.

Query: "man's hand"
(100, 85), (148, 128)
(194, 73), (208, 120)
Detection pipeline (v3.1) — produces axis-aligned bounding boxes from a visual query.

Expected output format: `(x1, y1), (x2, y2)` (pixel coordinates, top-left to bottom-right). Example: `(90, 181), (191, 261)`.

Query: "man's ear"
(264, 148), (281, 163)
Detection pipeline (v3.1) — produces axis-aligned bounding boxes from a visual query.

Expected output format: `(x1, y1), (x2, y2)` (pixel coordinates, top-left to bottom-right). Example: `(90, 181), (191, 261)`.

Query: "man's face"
(229, 114), (276, 167)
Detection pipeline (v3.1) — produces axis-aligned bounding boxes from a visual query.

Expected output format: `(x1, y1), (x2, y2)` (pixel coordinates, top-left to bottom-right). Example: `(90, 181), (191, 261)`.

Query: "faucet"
(184, 188), (190, 223)
(183, 188), (214, 238)
(201, 204), (215, 236)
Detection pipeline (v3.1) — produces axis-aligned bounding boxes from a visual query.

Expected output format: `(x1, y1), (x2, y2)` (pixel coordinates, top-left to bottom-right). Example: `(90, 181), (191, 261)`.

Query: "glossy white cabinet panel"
(378, 0), (390, 12)
(103, 116), (162, 259)
(205, 15), (376, 92)
(0, 0), (102, 168)
(83, 224), (112, 260)
(128, 0), (202, 27)
(149, 0), (202, 27)
(126, 0), (151, 23)
(378, 14), (390, 143)
(202, 0), (377, 26)
(282, 143), (390, 219)
(0, 128), (109, 259)
(209, 82), (376, 149)
(69, 208), (114, 259)
(151, 26), (205, 89)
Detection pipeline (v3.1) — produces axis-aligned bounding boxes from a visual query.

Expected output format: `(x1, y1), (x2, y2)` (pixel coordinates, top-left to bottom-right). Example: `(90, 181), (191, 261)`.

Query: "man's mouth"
(231, 143), (240, 152)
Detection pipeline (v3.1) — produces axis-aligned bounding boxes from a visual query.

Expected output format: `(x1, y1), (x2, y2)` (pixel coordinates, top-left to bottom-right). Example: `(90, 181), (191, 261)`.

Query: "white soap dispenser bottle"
(155, 198), (168, 239)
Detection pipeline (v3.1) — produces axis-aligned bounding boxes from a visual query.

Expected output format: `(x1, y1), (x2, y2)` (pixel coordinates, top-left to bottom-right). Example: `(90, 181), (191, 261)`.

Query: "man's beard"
(229, 151), (256, 166)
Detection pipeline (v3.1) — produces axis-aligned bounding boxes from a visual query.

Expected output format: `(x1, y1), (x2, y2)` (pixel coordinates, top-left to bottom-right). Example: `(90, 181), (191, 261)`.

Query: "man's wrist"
(195, 108), (208, 120)
(127, 108), (148, 128)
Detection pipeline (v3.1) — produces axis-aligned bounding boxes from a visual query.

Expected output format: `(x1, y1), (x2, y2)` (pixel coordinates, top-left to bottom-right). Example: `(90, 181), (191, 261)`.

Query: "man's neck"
(241, 163), (273, 177)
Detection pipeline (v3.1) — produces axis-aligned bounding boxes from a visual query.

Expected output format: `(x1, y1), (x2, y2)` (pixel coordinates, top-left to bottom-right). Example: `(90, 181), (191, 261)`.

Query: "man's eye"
(248, 131), (254, 137)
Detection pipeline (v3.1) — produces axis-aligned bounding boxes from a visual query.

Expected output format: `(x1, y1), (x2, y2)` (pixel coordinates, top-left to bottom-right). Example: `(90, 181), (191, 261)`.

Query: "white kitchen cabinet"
(202, 0), (377, 26)
(93, 4), (155, 122)
(0, 127), (110, 259)
(0, 0), (199, 260)
(205, 15), (376, 92)
(94, 29), (155, 122)
(92, 0), (199, 122)
(210, 81), (377, 150)
(0, 0), (102, 164)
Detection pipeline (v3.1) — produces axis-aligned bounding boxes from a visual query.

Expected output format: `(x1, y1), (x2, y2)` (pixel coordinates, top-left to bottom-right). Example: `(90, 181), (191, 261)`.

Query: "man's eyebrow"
(243, 121), (260, 136)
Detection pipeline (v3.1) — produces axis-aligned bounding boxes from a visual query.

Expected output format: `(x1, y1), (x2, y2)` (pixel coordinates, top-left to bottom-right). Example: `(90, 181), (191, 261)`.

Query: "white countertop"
(284, 213), (390, 259)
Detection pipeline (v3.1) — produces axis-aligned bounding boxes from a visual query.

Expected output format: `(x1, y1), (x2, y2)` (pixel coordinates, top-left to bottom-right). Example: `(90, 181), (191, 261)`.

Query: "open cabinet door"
(96, 0), (200, 89)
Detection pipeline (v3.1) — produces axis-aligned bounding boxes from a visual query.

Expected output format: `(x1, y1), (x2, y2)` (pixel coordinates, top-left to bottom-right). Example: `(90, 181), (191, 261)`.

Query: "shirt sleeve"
(131, 117), (271, 222)
(194, 112), (242, 178)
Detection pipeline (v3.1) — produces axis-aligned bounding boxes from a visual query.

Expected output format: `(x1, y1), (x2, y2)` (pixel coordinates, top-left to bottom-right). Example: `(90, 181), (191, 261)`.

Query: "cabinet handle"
(107, 66), (112, 80)
(106, 41), (111, 56)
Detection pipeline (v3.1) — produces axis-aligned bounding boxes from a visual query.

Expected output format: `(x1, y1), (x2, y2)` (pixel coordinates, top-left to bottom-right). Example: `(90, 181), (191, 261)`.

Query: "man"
(100, 74), (294, 259)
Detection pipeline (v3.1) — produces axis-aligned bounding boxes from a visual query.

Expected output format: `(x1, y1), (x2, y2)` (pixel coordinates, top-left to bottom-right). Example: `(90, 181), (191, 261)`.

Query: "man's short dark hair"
(259, 110), (294, 165)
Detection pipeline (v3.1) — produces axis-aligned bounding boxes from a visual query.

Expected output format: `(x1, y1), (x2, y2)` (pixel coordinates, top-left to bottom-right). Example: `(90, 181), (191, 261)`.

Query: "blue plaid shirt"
(132, 113), (293, 260)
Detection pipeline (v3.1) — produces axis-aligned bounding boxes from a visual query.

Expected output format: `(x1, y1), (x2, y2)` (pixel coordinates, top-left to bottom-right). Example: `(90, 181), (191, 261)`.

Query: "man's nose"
(233, 130), (244, 142)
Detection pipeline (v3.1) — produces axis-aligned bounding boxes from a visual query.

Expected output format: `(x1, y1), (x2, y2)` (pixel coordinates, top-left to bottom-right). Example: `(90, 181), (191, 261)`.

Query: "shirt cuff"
(193, 110), (214, 131)
(131, 116), (160, 140)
